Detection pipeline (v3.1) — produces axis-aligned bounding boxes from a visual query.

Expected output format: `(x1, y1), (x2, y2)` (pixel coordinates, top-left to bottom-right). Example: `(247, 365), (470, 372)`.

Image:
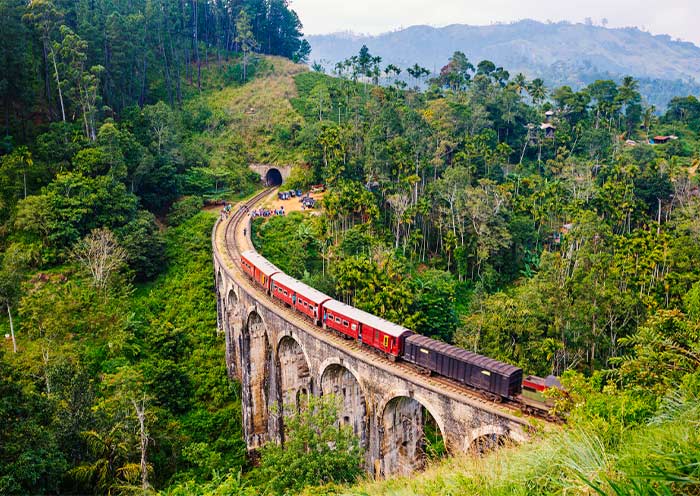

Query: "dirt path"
(256, 190), (325, 213)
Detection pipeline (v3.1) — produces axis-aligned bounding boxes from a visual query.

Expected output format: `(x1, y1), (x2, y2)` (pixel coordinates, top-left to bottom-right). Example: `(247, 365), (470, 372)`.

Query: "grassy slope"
(311, 396), (699, 496)
(196, 56), (308, 169)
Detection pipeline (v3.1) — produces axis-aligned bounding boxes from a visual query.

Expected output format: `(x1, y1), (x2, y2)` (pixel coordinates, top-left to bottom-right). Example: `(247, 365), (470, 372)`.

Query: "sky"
(290, 0), (700, 46)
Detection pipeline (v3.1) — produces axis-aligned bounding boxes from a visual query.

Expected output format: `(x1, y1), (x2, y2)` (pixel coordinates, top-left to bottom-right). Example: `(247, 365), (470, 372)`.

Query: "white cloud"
(289, 0), (699, 45)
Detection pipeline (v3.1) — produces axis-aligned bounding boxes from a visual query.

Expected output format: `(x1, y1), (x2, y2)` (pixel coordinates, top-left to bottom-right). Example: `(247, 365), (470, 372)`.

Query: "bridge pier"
(214, 245), (533, 478)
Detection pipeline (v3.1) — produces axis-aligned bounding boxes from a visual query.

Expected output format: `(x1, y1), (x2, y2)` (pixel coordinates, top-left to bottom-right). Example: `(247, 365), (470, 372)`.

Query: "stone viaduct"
(212, 201), (534, 478)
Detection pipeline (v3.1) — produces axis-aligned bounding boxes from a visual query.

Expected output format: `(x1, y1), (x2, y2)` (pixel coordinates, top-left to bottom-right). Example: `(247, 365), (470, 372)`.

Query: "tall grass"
(324, 393), (700, 496)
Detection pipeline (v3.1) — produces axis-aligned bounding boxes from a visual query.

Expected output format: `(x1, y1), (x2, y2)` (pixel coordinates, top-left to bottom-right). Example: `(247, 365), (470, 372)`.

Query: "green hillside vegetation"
(248, 47), (700, 494)
(194, 56), (309, 169)
(2, 0), (700, 493)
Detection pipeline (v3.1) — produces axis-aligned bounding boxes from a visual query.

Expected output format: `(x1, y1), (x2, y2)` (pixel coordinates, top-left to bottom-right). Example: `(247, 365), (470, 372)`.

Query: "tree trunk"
(193, 0), (201, 91)
(42, 41), (52, 118)
(48, 44), (66, 122)
(7, 304), (16, 353)
(133, 399), (150, 492)
(42, 347), (51, 394)
(139, 57), (147, 108)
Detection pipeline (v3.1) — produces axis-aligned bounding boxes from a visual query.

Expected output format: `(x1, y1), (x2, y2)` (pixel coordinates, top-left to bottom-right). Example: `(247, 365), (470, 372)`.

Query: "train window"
(351, 324), (357, 331)
(374, 330), (379, 342)
(283, 290), (288, 296)
(383, 336), (389, 348)
(335, 317), (341, 323)
(343, 320), (349, 327)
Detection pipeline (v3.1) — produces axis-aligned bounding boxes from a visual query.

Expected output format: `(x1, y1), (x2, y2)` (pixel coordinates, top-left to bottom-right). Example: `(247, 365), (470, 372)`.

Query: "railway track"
(215, 188), (537, 423)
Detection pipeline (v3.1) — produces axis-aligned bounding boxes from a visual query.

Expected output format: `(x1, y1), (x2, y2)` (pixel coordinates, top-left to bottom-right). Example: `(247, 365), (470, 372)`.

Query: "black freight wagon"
(402, 335), (523, 398)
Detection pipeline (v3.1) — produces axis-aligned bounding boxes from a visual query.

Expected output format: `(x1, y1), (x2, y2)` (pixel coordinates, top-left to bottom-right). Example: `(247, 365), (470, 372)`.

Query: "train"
(240, 249), (559, 414)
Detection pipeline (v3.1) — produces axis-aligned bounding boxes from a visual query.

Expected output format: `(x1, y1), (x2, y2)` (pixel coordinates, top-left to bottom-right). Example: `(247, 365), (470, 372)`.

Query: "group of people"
(219, 203), (233, 220)
(250, 206), (285, 218)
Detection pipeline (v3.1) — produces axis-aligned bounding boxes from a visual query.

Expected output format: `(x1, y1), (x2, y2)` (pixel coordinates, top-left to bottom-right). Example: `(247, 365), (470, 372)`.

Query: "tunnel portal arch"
(265, 168), (283, 186)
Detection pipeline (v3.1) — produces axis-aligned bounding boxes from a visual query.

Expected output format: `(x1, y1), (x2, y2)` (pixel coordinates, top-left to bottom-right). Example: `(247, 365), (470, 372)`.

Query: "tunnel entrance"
(265, 168), (283, 186)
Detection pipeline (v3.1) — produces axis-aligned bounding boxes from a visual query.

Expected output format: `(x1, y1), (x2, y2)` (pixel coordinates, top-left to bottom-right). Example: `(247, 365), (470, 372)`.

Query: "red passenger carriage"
(322, 300), (361, 340)
(358, 313), (413, 358)
(240, 250), (281, 292)
(270, 273), (333, 326)
(292, 282), (332, 325)
(270, 273), (297, 306)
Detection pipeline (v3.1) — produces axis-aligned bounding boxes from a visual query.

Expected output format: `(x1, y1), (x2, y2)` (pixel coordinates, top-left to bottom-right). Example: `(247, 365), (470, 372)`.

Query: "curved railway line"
(214, 187), (543, 424)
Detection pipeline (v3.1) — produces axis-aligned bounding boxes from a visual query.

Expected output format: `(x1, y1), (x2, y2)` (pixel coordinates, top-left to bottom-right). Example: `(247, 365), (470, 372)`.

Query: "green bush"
(169, 196), (203, 227)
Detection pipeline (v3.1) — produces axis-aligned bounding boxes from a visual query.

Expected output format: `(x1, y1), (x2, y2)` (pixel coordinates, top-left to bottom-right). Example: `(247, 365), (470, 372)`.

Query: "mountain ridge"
(307, 20), (700, 108)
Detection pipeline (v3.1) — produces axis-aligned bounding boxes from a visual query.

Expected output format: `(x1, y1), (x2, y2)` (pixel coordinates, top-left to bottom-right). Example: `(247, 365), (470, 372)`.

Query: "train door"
(471, 368), (492, 391)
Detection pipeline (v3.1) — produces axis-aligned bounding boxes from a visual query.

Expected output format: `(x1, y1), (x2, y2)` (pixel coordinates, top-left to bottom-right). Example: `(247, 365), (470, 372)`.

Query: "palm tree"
(407, 63), (430, 90)
(384, 64), (401, 87)
(618, 76), (639, 102)
(512, 73), (528, 95)
(643, 105), (657, 141)
(69, 425), (142, 494)
(527, 78), (548, 106)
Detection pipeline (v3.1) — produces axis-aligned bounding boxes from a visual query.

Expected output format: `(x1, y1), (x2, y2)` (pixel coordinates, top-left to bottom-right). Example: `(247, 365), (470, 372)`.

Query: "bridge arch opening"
(265, 168), (283, 186)
(242, 311), (272, 447)
(276, 335), (312, 440)
(469, 430), (510, 456)
(380, 396), (446, 477)
(225, 290), (240, 379)
(320, 363), (368, 451)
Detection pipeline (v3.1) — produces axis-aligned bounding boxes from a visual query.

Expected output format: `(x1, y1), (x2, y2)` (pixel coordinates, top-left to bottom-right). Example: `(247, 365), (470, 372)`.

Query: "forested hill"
(308, 20), (700, 108)
(0, 0), (310, 140)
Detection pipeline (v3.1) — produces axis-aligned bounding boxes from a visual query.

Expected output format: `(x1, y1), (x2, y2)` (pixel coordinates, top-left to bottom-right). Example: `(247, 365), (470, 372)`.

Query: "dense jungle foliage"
(253, 48), (700, 494)
(1, 0), (700, 492)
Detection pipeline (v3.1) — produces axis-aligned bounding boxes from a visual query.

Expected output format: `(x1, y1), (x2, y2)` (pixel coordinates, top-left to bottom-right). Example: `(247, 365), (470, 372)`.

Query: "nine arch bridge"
(212, 190), (535, 477)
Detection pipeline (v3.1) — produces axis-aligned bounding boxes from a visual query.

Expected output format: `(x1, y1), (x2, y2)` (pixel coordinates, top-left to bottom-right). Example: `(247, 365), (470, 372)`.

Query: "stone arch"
(276, 335), (313, 440)
(225, 288), (241, 380)
(467, 425), (510, 455)
(265, 168), (283, 186)
(379, 392), (446, 477)
(241, 310), (272, 448)
(320, 362), (369, 452)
